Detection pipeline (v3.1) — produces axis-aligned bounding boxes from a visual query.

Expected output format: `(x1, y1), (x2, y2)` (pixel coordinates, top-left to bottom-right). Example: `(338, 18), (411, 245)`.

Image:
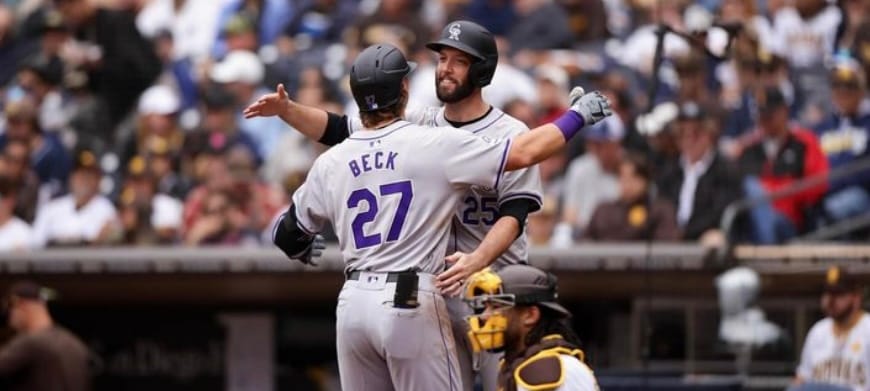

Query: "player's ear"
(521, 306), (541, 328)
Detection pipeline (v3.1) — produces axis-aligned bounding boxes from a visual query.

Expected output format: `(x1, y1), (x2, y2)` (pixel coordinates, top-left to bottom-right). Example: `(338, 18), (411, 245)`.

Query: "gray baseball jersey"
(350, 106), (544, 267)
(293, 119), (512, 274)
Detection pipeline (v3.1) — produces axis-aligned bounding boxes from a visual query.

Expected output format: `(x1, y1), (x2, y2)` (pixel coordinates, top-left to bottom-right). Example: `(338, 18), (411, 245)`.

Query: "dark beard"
(436, 76), (475, 103)
(830, 301), (858, 323)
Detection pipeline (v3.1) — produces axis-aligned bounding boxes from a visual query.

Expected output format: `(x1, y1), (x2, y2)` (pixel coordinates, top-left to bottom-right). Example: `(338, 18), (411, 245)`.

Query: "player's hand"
(437, 251), (488, 297)
(293, 235), (326, 266)
(569, 87), (612, 127)
(243, 84), (292, 119)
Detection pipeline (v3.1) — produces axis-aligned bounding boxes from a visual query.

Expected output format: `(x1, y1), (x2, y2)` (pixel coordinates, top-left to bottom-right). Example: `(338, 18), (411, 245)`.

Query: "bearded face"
(435, 47), (477, 103)
(822, 291), (860, 323)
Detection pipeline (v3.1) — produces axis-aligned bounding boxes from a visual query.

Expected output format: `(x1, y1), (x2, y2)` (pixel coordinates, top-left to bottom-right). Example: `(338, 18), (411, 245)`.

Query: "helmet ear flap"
(469, 55), (496, 88)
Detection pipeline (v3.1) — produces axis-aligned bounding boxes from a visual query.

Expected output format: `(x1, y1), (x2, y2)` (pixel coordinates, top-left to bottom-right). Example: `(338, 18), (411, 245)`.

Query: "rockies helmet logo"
(448, 23), (462, 41)
(365, 95), (378, 110)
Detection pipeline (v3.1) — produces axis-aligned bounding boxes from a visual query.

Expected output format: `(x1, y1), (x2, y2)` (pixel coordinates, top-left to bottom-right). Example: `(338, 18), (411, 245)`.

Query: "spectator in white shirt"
(31, 149), (120, 248)
(0, 176), (32, 252)
(117, 156), (183, 245)
(552, 115), (624, 246)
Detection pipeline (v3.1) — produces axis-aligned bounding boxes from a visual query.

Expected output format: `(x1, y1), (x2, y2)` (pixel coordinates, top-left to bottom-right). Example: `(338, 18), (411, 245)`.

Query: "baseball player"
(794, 266), (870, 391)
(247, 20), (545, 390)
(266, 44), (610, 391)
(464, 265), (599, 390)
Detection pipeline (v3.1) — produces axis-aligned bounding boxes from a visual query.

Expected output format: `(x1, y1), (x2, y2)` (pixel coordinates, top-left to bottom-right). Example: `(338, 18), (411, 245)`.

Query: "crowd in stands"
(1, 0), (869, 250)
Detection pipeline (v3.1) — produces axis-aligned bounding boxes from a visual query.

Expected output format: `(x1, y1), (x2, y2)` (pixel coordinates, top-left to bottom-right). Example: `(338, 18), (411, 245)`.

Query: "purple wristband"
(553, 110), (585, 141)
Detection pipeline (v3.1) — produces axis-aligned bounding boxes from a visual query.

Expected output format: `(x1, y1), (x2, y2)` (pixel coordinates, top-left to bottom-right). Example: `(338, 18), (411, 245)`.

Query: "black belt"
(346, 271), (411, 282)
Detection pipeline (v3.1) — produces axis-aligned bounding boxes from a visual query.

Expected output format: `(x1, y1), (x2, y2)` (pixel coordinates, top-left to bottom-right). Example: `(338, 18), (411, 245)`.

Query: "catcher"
(463, 265), (599, 390)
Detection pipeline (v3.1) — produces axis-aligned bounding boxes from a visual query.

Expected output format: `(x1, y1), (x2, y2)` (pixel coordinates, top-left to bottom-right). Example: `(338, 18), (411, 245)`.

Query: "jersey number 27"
(347, 180), (413, 249)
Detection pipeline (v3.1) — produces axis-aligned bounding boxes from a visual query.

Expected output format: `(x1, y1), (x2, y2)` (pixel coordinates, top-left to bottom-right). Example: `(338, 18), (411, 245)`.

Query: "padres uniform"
(293, 120), (516, 391)
(797, 313), (870, 391)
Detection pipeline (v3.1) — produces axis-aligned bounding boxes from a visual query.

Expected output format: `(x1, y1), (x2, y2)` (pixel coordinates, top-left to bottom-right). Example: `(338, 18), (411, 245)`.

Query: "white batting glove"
(569, 87), (613, 127)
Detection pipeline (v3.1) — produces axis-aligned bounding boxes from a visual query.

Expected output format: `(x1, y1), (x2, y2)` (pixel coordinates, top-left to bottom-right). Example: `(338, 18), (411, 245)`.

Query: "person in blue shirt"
(813, 59), (870, 223)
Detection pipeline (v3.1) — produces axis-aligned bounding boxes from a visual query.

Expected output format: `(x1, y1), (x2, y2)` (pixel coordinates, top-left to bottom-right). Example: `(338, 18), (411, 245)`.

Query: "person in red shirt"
(738, 86), (829, 244)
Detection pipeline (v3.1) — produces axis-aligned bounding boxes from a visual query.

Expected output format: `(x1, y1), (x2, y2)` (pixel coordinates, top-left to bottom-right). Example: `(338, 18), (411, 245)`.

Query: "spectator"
(534, 64), (569, 124)
(135, 0), (221, 64)
(658, 102), (742, 241)
(558, 0), (608, 43)
(464, 0), (515, 36)
(349, 0), (430, 53)
(554, 115), (624, 245)
(117, 84), (184, 168)
(768, 0), (844, 119)
(188, 85), (261, 165)
(0, 99), (70, 198)
(0, 176), (32, 252)
(0, 140), (40, 223)
(283, 0), (359, 48)
(53, 0), (162, 131)
(814, 59), (870, 223)
(16, 53), (67, 133)
(586, 153), (680, 241)
(527, 196), (559, 246)
(117, 156), (183, 245)
(31, 149), (121, 248)
(738, 87), (829, 244)
(507, 0), (573, 55)
(145, 136), (190, 200)
(183, 189), (257, 246)
(219, 13), (259, 54)
(209, 50), (282, 161)
(0, 281), (90, 391)
(0, 5), (37, 87)
(212, 0), (294, 59)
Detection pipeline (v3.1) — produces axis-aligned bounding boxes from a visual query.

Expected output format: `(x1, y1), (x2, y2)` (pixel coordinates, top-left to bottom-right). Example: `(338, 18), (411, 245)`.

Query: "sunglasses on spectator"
(832, 82), (861, 90)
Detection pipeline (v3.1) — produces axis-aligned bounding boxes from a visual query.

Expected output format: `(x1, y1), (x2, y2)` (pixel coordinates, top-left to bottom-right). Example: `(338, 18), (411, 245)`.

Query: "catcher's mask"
(463, 265), (571, 353)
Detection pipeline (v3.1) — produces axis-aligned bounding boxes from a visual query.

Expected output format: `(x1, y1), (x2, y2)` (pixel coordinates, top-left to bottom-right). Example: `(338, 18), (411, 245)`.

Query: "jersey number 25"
(347, 180), (413, 249)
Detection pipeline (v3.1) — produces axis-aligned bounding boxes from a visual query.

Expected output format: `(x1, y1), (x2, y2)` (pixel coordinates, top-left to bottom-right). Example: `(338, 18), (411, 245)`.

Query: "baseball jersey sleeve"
(497, 162), (543, 209)
(436, 127), (512, 190)
(290, 161), (330, 234)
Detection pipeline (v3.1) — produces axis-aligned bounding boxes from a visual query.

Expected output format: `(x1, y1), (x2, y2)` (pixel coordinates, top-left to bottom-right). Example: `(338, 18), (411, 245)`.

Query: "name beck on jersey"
(349, 151), (399, 177)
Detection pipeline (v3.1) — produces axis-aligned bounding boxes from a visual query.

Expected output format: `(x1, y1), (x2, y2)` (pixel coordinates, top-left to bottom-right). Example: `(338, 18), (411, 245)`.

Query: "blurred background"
(1, 0), (870, 389)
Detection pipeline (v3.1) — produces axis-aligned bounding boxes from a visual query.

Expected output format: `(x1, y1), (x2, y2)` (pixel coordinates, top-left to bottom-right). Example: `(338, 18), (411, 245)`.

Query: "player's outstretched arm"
(243, 84), (330, 141)
(504, 88), (611, 171)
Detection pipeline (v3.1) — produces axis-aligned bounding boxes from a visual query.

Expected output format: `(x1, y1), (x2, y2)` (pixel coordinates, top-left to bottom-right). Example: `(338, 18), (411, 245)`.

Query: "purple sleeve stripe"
(494, 139), (511, 190)
(498, 193), (543, 206)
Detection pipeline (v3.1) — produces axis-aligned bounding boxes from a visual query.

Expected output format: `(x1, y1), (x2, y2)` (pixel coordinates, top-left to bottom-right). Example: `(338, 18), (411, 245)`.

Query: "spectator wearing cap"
(209, 50), (282, 161)
(117, 85), (184, 168)
(795, 266), (870, 390)
(534, 64), (570, 125)
(0, 176), (32, 252)
(553, 115), (624, 246)
(349, 0), (430, 53)
(30, 149), (120, 248)
(220, 13), (259, 53)
(117, 156), (183, 245)
(145, 136), (191, 200)
(586, 153), (680, 241)
(212, 0), (294, 59)
(813, 59), (870, 224)
(658, 102), (743, 242)
(0, 281), (90, 391)
(0, 99), (71, 198)
(0, 140), (40, 223)
(16, 53), (68, 133)
(52, 0), (162, 130)
(738, 87), (829, 244)
(190, 85), (262, 164)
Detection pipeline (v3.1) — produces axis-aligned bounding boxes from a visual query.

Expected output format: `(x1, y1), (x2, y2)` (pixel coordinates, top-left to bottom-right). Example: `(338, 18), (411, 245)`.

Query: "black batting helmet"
(426, 20), (498, 88)
(350, 44), (417, 112)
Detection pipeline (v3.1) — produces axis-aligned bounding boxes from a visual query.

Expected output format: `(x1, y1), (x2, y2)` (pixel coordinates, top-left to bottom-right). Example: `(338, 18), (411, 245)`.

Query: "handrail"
(719, 156), (870, 246)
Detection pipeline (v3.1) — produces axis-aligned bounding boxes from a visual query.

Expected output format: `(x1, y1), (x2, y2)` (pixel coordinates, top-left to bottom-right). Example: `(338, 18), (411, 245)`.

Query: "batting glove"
(291, 234), (326, 266)
(569, 87), (613, 127)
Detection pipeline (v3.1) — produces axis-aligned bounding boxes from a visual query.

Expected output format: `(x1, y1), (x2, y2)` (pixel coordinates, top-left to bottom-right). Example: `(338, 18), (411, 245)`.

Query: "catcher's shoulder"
(515, 348), (598, 391)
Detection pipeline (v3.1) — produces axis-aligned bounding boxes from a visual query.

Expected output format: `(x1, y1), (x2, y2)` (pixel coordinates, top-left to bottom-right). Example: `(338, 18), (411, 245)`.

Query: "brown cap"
(824, 265), (861, 293)
(497, 265), (572, 318)
(73, 149), (100, 173)
(5, 280), (57, 302)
